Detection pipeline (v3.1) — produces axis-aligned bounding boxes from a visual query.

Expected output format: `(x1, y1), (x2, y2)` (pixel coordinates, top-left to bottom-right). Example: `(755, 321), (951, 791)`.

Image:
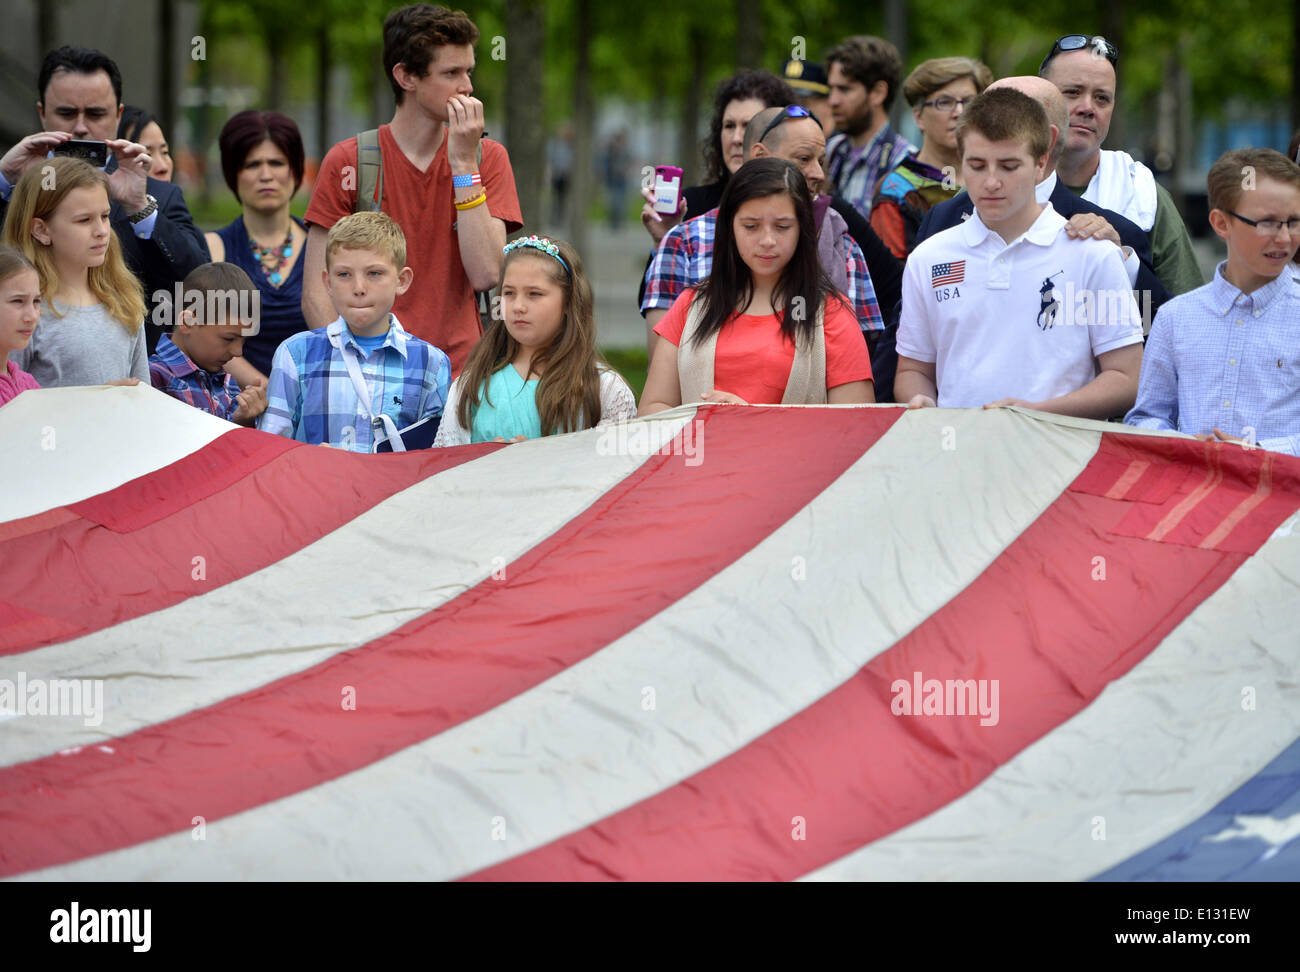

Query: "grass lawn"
(600, 347), (648, 400)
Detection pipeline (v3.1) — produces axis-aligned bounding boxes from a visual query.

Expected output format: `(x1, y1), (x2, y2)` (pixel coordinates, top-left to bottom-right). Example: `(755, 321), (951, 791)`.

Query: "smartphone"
(653, 165), (683, 215)
(52, 140), (108, 168)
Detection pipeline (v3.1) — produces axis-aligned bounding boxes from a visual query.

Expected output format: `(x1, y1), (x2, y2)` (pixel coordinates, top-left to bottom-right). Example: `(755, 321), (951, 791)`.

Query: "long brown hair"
(1, 156), (145, 333)
(457, 238), (602, 436)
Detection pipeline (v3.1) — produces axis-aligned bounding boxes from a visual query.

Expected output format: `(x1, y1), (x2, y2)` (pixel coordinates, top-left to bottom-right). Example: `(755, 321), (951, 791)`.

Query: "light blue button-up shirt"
(1126, 262), (1300, 455)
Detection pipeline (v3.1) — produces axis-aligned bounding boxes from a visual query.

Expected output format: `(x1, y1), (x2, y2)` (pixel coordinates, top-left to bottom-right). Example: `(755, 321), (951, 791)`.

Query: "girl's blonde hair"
(457, 238), (603, 436)
(1, 157), (145, 333)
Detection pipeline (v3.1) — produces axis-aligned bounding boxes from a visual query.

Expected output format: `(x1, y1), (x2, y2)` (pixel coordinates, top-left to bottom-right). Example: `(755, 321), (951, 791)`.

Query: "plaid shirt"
(261, 315), (451, 453)
(640, 208), (883, 332)
(826, 125), (915, 222)
(149, 333), (242, 421)
(1126, 263), (1300, 456)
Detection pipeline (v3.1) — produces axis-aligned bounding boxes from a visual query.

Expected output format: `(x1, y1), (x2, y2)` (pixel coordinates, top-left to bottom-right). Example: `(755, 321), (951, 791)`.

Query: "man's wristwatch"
(128, 194), (159, 224)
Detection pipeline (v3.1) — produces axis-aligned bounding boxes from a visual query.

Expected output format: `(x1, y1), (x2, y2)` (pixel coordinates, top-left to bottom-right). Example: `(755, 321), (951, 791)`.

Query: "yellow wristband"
(454, 190), (488, 211)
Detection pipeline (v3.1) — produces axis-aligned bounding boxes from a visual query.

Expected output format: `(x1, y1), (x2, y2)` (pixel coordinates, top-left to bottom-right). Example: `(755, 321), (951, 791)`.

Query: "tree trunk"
(156, 0), (174, 138)
(679, 24), (706, 188)
(734, 0), (762, 69)
(884, 0), (908, 130)
(267, 33), (285, 111)
(570, 0), (593, 254)
(504, 0), (545, 239)
(1293, 0), (1300, 134)
(1101, 2), (1125, 147)
(316, 20), (331, 160)
(38, 0), (56, 60)
(195, 2), (214, 207)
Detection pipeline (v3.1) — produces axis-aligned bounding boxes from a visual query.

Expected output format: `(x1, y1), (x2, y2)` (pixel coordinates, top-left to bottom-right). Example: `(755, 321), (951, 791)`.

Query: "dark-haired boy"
(150, 263), (266, 426)
(895, 87), (1144, 419)
(1126, 148), (1300, 454)
(303, 3), (522, 375)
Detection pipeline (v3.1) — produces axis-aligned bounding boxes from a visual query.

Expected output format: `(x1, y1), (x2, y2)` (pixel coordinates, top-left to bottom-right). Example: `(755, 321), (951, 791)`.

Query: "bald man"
(914, 75), (1169, 326)
(1040, 38), (1202, 297)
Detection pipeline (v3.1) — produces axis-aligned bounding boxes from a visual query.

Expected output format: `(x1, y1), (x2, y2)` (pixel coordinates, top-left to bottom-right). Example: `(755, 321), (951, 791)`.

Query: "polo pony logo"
(1038, 271), (1065, 330)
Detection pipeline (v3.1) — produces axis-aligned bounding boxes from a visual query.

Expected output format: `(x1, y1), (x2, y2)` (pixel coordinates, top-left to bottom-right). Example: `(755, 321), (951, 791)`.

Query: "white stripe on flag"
(803, 512), (1300, 881)
(0, 410), (697, 768)
(21, 407), (1101, 879)
(0, 386), (233, 523)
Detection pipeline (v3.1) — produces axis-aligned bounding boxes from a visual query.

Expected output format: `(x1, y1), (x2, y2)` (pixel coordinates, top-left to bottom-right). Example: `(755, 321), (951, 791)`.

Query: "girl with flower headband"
(433, 235), (636, 444)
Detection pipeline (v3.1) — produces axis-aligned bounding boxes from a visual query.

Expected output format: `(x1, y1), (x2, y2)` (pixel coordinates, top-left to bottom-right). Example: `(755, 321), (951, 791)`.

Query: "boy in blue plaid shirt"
(261, 212), (451, 452)
(150, 262), (267, 426)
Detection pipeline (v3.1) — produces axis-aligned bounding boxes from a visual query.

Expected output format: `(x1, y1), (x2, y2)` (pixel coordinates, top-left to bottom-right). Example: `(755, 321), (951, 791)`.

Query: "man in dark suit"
(0, 47), (208, 352)
(862, 76), (1170, 401)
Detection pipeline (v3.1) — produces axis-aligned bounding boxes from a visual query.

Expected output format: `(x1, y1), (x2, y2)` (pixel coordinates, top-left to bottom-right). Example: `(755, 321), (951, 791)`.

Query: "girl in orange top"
(639, 158), (873, 413)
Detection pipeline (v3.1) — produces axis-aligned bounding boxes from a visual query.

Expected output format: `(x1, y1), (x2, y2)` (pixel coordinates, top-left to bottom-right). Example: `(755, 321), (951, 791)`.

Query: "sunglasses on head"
(757, 104), (823, 144)
(1041, 34), (1119, 73)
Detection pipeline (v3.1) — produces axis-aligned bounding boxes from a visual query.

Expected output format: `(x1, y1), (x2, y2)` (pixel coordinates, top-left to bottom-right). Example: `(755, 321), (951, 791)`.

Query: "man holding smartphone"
(0, 46), (208, 352)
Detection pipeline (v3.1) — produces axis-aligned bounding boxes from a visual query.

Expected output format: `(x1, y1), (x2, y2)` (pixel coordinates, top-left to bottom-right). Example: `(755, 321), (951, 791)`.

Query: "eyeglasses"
(1041, 34), (1120, 73)
(757, 104), (823, 144)
(921, 95), (975, 114)
(1225, 210), (1300, 237)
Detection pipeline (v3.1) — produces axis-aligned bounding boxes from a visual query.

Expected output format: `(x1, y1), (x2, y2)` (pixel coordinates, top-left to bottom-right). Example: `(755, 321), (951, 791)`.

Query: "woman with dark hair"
(637, 70), (797, 311)
(639, 158), (874, 412)
(640, 69), (798, 245)
(118, 105), (172, 182)
(205, 110), (308, 382)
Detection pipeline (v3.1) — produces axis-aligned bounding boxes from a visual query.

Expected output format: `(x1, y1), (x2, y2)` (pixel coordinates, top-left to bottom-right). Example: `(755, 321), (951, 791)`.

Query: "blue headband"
(503, 235), (571, 274)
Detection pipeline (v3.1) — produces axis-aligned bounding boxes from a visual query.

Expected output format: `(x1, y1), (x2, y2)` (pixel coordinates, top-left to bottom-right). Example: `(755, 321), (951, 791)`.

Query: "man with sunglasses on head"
(640, 104), (886, 361)
(1041, 33), (1202, 297)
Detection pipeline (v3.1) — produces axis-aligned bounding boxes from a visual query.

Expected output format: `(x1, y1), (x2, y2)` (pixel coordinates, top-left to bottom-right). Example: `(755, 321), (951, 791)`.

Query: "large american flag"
(2, 387), (1298, 880)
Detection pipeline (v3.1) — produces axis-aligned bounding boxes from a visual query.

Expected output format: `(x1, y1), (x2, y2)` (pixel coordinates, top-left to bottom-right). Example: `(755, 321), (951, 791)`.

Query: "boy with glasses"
(1040, 33), (1202, 297)
(1126, 149), (1300, 454)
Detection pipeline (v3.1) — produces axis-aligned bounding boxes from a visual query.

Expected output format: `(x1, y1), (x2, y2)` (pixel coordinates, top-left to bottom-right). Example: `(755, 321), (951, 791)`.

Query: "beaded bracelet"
(454, 189), (488, 211)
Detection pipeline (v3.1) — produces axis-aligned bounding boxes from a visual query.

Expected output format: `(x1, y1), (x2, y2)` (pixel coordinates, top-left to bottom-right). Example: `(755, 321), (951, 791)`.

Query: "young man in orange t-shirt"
(303, 4), (523, 375)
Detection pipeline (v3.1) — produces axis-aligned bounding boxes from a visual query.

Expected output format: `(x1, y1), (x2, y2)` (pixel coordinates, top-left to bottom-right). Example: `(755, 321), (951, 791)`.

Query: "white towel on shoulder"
(1080, 149), (1158, 232)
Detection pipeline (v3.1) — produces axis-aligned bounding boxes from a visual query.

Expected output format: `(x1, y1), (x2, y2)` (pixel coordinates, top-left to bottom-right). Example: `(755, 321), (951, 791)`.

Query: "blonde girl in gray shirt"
(3, 157), (148, 386)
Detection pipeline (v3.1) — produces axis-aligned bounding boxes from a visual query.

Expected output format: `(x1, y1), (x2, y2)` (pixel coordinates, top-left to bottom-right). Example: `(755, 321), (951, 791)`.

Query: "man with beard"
(824, 35), (915, 221)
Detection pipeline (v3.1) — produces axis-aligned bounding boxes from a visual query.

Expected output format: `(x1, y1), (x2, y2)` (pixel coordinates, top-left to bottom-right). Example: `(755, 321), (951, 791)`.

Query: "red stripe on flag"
(0, 433), (499, 654)
(1101, 437), (1300, 553)
(463, 432), (1300, 881)
(0, 406), (900, 877)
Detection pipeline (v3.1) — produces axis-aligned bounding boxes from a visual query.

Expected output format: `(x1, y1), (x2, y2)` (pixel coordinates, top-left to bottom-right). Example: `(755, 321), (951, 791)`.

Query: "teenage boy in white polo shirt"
(895, 87), (1144, 418)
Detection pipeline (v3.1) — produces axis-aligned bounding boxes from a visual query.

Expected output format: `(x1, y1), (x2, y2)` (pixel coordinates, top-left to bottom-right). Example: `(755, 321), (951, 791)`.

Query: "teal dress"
(469, 365), (544, 442)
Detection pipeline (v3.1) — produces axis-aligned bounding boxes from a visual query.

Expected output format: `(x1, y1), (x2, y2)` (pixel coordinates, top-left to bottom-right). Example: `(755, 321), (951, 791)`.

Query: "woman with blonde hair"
(2, 156), (148, 385)
(871, 56), (993, 259)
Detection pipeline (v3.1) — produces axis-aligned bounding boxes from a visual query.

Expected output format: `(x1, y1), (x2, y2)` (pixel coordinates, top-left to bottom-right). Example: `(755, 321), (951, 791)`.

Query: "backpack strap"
(356, 129), (383, 213)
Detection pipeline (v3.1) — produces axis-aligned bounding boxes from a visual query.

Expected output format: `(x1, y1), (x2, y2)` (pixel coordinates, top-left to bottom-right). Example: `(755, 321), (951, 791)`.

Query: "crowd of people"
(2, 8), (1298, 459)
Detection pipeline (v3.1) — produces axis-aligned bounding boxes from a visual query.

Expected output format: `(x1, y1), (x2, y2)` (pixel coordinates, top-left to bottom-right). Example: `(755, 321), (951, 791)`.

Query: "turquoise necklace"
(250, 226), (294, 286)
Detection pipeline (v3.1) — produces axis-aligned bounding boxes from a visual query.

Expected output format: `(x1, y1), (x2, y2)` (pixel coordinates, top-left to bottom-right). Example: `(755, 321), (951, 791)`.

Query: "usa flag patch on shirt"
(931, 261), (966, 287)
